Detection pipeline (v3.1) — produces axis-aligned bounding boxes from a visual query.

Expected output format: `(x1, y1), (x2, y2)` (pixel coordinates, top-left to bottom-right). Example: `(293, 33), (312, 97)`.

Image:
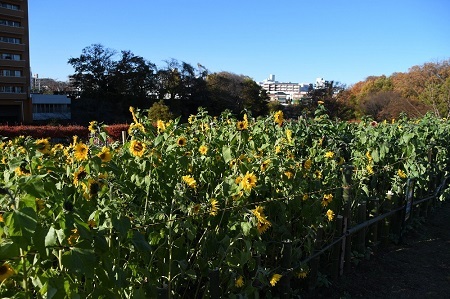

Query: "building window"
(0, 3), (20, 10)
(0, 86), (23, 93)
(0, 19), (21, 27)
(0, 53), (21, 60)
(0, 69), (21, 77)
(0, 37), (21, 44)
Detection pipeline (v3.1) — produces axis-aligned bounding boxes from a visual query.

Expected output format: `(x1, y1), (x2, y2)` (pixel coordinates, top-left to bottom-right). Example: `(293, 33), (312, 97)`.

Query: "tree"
(148, 100), (174, 122)
(206, 72), (268, 117)
(68, 44), (116, 98)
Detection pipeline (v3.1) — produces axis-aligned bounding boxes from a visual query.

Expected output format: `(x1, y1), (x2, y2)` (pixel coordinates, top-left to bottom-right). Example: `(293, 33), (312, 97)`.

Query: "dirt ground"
(314, 200), (450, 299)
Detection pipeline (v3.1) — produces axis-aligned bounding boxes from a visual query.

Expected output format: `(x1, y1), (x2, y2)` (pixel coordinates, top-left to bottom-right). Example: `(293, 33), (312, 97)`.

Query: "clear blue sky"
(29, 0), (450, 86)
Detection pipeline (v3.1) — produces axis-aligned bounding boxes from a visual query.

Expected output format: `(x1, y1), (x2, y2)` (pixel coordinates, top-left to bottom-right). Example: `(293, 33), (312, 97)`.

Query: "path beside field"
(318, 200), (450, 299)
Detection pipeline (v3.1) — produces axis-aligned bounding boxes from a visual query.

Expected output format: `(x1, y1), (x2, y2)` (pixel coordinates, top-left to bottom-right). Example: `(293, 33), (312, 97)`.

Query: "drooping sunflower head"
(97, 146), (112, 162)
(88, 121), (98, 134)
(274, 111), (284, 126)
(209, 198), (219, 216)
(326, 209), (335, 221)
(130, 140), (146, 157)
(0, 263), (14, 282)
(73, 166), (87, 186)
(35, 138), (51, 155)
(182, 175), (197, 188)
(74, 142), (89, 161)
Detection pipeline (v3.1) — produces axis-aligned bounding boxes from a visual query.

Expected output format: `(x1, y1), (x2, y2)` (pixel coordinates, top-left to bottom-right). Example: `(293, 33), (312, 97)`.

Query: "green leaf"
(0, 241), (20, 260)
(222, 146), (232, 163)
(45, 226), (58, 247)
(240, 221), (252, 236)
(131, 231), (151, 252)
(5, 207), (37, 247)
(61, 248), (96, 278)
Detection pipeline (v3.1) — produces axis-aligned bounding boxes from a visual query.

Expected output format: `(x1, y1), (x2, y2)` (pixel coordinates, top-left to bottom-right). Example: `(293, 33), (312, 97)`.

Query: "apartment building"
(259, 74), (310, 104)
(0, 0), (31, 123)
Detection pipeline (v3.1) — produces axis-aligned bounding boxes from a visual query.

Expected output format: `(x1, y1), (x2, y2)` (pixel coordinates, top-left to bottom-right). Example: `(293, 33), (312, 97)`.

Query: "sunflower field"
(0, 104), (449, 298)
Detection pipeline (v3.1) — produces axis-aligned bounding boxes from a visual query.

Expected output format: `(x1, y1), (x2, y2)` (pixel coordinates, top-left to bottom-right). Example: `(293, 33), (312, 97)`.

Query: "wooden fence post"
(280, 240), (292, 299)
(368, 198), (379, 250)
(356, 202), (367, 254)
(341, 165), (353, 274)
(331, 215), (344, 280)
(308, 226), (324, 295)
(209, 268), (220, 299)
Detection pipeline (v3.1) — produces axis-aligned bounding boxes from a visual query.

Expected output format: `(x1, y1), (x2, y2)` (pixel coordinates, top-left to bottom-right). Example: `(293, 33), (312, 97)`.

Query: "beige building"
(260, 74), (310, 104)
(0, 0), (31, 123)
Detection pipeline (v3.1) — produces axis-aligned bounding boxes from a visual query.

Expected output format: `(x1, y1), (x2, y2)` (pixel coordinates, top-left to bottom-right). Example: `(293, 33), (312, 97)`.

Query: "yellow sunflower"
(74, 142), (89, 161)
(274, 111), (284, 126)
(260, 159), (271, 172)
(73, 166), (87, 186)
(130, 140), (146, 157)
(241, 172), (257, 191)
(397, 169), (407, 179)
(270, 273), (282, 286)
(199, 145), (208, 155)
(0, 263), (14, 282)
(322, 194), (333, 207)
(235, 275), (244, 288)
(326, 209), (335, 221)
(182, 175), (197, 188)
(177, 136), (187, 146)
(35, 138), (51, 155)
(209, 198), (219, 216)
(97, 146), (112, 162)
(88, 120), (98, 134)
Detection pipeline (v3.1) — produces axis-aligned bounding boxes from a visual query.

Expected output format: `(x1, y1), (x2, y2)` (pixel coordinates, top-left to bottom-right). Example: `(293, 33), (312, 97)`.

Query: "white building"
(259, 74), (310, 104)
(31, 94), (71, 121)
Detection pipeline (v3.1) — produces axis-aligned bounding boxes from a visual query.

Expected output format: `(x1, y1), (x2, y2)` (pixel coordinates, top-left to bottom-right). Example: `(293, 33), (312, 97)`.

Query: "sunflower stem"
(20, 248), (29, 299)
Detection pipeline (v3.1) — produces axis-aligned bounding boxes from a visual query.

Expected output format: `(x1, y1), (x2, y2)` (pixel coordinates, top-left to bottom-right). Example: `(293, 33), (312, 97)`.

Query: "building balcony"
(0, 58), (27, 68)
(0, 92), (28, 101)
(0, 7), (25, 18)
(0, 41), (26, 52)
(0, 75), (27, 84)
(0, 25), (25, 35)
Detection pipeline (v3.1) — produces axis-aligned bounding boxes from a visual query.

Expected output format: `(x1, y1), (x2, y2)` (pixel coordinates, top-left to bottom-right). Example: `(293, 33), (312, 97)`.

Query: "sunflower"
(130, 140), (146, 157)
(88, 219), (97, 229)
(209, 198), (219, 216)
(182, 175), (197, 188)
(36, 198), (45, 212)
(325, 151), (334, 159)
(235, 276), (244, 288)
(88, 120), (98, 134)
(285, 129), (293, 143)
(86, 178), (100, 197)
(199, 145), (208, 155)
(322, 194), (333, 207)
(35, 138), (51, 155)
(252, 206), (271, 234)
(0, 263), (14, 282)
(177, 136), (187, 146)
(128, 122), (146, 135)
(190, 204), (201, 215)
(156, 120), (166, 133)
(73, 166), (87, 186)
(67, 228), (79, 246)
(274, 111), (284, 126)
(326, 209), (335, 221)
(397, 169), (407, 179)
(236, 120), (248, 130)
(260, 159), (271, 172)
(366, 165), (374, 175)
(304, 159), (312, 170)
(284, 171), (293, 179)
(270, 273), (282, 286)
(74, 142), (89, 161)
(97, 146), (112, 162)
(241, 172), (257, 191)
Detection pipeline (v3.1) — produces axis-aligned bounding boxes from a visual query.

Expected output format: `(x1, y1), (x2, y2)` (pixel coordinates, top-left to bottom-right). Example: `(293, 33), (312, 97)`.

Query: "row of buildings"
(259, 74), (326, 104)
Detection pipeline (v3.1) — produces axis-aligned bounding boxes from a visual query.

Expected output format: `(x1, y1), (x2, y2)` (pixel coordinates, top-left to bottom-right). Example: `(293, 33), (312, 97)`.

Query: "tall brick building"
(0, 0), (31, 123)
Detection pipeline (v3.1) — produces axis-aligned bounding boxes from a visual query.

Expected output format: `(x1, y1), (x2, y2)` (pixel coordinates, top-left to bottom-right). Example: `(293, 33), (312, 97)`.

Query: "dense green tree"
(68, 44), (116, 98)
(148, 100), (174, 122)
